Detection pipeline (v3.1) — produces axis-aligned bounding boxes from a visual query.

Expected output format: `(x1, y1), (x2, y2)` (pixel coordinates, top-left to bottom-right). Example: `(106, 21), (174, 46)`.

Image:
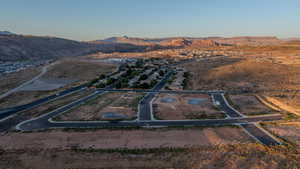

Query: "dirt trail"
(0, 61), (58, 100)
(258, 95), (300, 116)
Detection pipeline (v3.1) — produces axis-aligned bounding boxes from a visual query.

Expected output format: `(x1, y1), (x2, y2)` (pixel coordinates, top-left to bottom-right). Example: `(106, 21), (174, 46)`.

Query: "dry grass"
(0, 86), (93, 109)
(0, 127), (253, 150)
(0, 67), (41, 95)
(0, 144), (299, 169)
(265, 123), (300, 146)
(43, 59), (116, 82)
(0, 59), (116, 109)
(0, 89), (95, 132)
(0, 90), (57, 109)
(153, 93), (225, 120)
(183, 56), (300, 117)
(229, 95), (274, 116)
(184, 58), (300, 92)
(55, 92), (143, 121)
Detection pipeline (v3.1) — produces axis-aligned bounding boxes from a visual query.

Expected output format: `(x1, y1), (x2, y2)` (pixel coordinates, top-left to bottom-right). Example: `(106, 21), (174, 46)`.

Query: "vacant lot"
(0, 84), (92, 109)
(183, 56), (300, 117)
(0, 143), (299, 169)
(153, 93), (225, 120)
(0, 67), (41, 95)
(28, 89), (94, 118)
(184, 58), (300, 92)
(228, 95), (274, 115)
(0, 59), (116, 109)
(0, 90), (57, 109)
(19, 78), (76, 91)
(265, 123), (300, 146)
(56, 92), (144, 121)
(43, 59), (116, 82)
(0, 127), (253, 150)
(0, 89), (94, 132)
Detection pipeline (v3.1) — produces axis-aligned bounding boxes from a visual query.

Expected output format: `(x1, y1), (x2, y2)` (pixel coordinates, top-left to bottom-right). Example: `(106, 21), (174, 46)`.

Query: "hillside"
(0, 35), (100, 62)
(97, 36), (220, 48)
(184, 57), (300, 92)
(0, 35), (161, 62)
(183, 53), (300, 111)
(97, 36), (282, 48)
(0, 35), (287, 62)
(214, 36), (282, 46)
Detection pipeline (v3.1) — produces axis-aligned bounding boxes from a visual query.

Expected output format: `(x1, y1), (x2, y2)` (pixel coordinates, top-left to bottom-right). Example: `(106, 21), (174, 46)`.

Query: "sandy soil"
(56, 92), (144, 121)
(265, 123), (300, 146)
(153, 93), (225, 120)
(229, 95), (274, 115)
(0, 127), (253, 150)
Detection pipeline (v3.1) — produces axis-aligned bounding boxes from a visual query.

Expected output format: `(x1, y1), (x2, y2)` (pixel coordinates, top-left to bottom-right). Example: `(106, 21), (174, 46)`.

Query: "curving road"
(212, 93), (282, 146)
(0, 64), (122, 121)
(1, 61), (283, 146)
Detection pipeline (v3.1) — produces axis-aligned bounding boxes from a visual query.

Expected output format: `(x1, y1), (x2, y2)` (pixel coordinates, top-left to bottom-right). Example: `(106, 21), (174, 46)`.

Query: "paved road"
(0, 65), (122, 122)
(17, 113), (282, 131)
(212, 93), (244, 118)
(212, 93), (282, 146)
(241, 123), (282, 145)
(0, 85), (87, 121)
(99, 88), (224, 94)
(138, 70), (174, 120)
(4, 61), (284, 146)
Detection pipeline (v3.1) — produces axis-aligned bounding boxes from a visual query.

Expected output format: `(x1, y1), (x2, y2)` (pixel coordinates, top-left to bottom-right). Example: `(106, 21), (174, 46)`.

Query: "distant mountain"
(0, 31), (16, 36)
(0, 34), (100, 61)
(214, 36), (282, 46)
(97, 36), (282, 48)
(99, 36), (156, 46)
(0, 34), (284, 62)
(282, 38), (300, 41)
(96, 36), (220, 48)
(0, 34), (161, 62)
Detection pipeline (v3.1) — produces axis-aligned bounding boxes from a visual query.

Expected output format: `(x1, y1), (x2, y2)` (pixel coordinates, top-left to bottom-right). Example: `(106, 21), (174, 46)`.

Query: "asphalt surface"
(0, 65), (122, 121)
(212, 93), (282, 146)
(138, 70), (174, 120)
(1, 62), (283, 146)
(241, 123), (282, 145)
(101, 88), (224, 94)
(17, 113), (282, 131)
(0, 84), (87, 121)
(212, 93), (243, 118)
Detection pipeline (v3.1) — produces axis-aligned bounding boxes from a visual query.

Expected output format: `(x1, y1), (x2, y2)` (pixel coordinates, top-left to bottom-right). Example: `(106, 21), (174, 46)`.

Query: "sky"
(1, 0), (299, 41)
